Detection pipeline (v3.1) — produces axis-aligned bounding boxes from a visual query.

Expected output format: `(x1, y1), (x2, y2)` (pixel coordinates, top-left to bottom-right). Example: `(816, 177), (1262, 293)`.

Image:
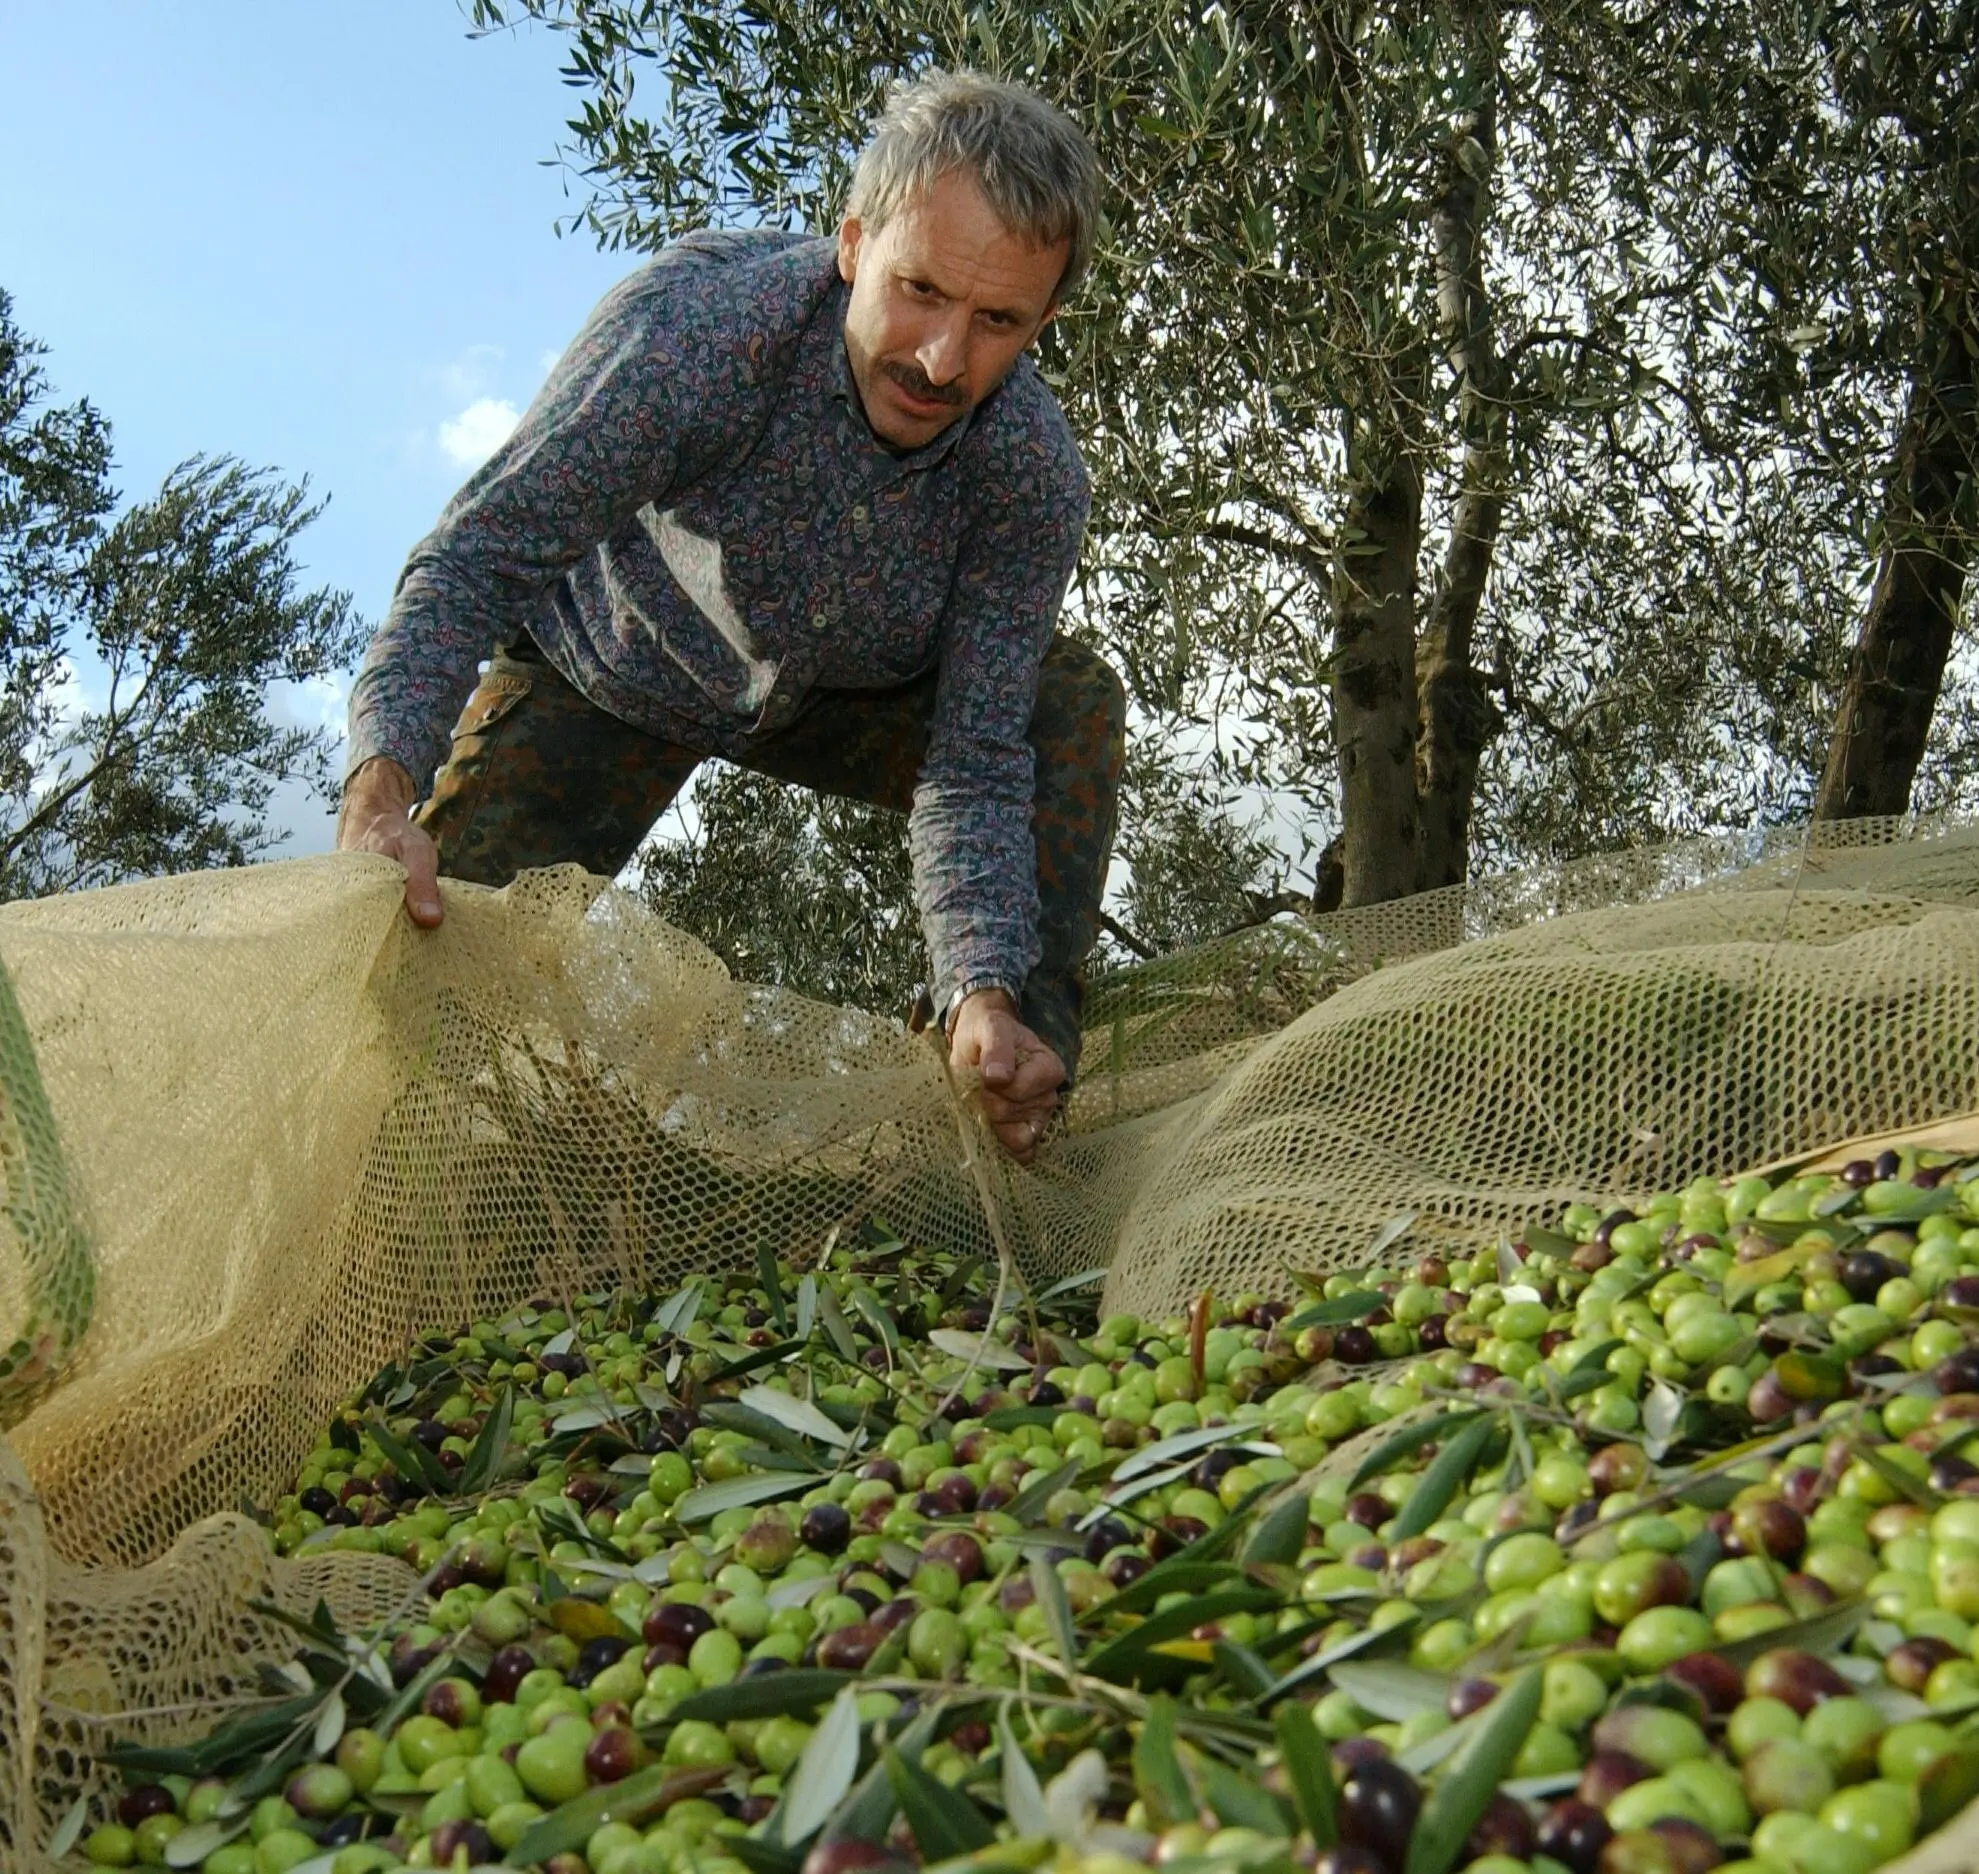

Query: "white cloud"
(438, 396), (522, 469)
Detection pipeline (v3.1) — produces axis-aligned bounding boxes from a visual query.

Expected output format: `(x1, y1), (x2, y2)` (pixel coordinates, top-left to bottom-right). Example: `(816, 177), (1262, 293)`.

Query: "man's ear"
(836, 214), (864, 286)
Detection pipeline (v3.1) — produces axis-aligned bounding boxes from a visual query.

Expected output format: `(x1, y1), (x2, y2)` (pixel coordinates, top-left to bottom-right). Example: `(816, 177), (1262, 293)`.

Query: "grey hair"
(846, 69), (1101, 303)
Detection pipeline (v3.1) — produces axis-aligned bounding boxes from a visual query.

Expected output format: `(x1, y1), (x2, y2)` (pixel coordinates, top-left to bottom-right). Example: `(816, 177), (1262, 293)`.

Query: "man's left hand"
(947, 989), (1065, 1164)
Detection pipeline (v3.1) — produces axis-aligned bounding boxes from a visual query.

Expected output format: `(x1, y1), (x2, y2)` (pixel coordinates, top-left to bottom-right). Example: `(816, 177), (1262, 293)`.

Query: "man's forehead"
(878, 183), (1064, 311)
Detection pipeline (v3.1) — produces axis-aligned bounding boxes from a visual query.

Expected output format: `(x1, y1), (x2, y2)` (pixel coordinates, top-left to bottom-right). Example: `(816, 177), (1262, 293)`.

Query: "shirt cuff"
(941, 976), (1018, 1038)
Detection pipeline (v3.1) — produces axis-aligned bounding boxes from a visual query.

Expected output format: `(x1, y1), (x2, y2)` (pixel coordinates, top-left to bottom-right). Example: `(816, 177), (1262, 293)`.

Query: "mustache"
(883, 360), (966, 407)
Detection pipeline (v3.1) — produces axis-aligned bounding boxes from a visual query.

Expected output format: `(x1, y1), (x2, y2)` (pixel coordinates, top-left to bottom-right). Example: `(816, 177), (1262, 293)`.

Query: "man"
(337, 70), (1123, 1163)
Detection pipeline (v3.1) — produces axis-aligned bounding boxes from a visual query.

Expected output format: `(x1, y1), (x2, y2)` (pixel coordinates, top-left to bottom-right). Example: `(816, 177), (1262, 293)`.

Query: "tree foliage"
(464, 0), (1975, 968)
(0, 290), (364, 899)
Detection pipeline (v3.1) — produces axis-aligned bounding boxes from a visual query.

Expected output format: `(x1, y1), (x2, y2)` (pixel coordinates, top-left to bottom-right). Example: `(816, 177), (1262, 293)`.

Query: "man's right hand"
(337, 757), (444, 928)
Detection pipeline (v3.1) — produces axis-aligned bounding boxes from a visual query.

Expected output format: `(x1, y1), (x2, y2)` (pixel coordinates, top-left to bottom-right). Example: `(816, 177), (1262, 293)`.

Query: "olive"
(1313, 1850), (1391, 1874)
(116, 1787), (175, 1830)
(584, 1727), (640, 1783)
(1935, 1346), (1979, 1396)
(1745, 1647), (1849, 1714)
(1663, 1651), (1745, 1715)
(801, 1501), (853, 1553)
(1464, 1790), (1536, 1864)
(644, 1601), (714, 1648)
(1839, 1251), (1901, 1302)
(1334, 1326), (1377, 1364)
(482, 1644), (535, 1704)
(427, 1821), (494, 1868)
(800, 1840), (914, 1874)
(816, 1622), (886, 1670)
(1537, 1798), (1614, 1874)
(1578, 1750), (1654, 1807)
(922, 1530), (984, 1582)
(1338, 1756), (1421, 1871)
(858, 1457), (904, 1487)
(575, 1634), (631, 1678)
(1445, 1677), (1501, 1722)
(1884, 1636), (1959, 1693)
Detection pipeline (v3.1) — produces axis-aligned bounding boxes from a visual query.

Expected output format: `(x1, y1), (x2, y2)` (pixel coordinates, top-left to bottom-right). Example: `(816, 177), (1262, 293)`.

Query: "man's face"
(837, 167), (1067, 451)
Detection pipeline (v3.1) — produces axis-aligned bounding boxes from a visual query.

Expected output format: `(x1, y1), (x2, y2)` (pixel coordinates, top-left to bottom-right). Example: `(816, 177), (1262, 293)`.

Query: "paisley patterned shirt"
(347, 228), (1090, 1008)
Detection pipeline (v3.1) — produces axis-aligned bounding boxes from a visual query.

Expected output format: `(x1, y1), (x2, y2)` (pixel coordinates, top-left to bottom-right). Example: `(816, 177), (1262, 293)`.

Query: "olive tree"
(0, 290), (364, 899)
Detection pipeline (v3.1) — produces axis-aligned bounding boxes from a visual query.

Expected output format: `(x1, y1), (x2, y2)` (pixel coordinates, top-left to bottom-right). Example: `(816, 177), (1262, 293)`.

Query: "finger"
(400, 826), (445, 929)
(992, 1114), (1039, 1163)
(978, 1022), (1018, 1089)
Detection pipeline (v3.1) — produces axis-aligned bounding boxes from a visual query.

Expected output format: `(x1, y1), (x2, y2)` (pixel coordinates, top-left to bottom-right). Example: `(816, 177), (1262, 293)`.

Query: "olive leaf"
(1326, 1660), (1454, 1722)
(1131, 1695), (1195, 1826)
(455, 1385), (515, 1495)
(1028, 1552), (1080, 1667)
(1274, 1701), (1337, 1847)
(795, 1274), (818, 1344)
(1389, 1410), (1497, 1540)
(1081, 1588), (1279, 1685)
(997, 1700), (1050, 1837)
(780, 1684), (863, 1845)
(1346, 1410), (1482, 1492)
(163, 1818), (248, 1868)
(926, 1328), (1030, 1371)
(363, 1417), (451, 1497)
(46, 1796), (89, 1862)
(673, 1470), (819, 1523)
(757, 1242), (789, 1333)
(662, 1670), (855, 1726)
(1282, 1290), (1386, 1333)
(511, 1762), (730, 1863)
(1713, 1600), (1868, 1670)
(736, 1385), (858, 1451)
(1403, 1665), (1542, 1874)
(884, 1744), (995, 1858)
(1211, 1639), (1276, 1700)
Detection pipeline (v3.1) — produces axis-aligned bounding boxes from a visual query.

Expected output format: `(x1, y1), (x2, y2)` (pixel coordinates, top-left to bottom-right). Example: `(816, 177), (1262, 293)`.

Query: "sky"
(0, 2), (634, 855)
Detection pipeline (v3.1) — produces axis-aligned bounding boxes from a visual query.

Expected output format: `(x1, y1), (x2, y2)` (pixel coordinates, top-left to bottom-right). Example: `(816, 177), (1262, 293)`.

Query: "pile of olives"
(79, 1147), (1979, 1874)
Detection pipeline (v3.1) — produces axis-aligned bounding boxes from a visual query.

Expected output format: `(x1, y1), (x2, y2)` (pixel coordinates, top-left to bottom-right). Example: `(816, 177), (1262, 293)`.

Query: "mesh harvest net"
(9, 814), (1979, 1866)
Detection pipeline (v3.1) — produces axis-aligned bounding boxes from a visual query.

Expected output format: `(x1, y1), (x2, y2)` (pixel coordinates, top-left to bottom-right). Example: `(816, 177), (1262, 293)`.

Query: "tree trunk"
(1417, 13), (1509, 891)
(1813, 306), (1979, 820)
(1332, 444), (1426, 907)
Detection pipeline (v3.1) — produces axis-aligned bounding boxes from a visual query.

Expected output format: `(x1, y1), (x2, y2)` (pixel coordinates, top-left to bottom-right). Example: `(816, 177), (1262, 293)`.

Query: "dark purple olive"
(1446, 1677), (1500, 1720)
(1941, 1276), (1979, 1313)
(1663, 1651), (1744, 1715)
(1083, 1516), (1136, 1562)
(1840, 1250), (1901, 1302)
(319, 1812), (386, 1847)
(1104, 1550), (1152, 1588)
(389, 1641), (441, 1688)
(116, 1787), (176, 1829)
(428, 1822), (494, 1867)
(641, 1639), (686, 1673)
(1915, 1164), (1951, 1188)
(1746, 1647), (1849, 1714)
(871, 1596), (919, 1634)
(1931, 1452), (1979, 1493)
(1312, 1850), (1390, 1874)
(1874, 1149), (1901, 1180)
(858, 1457), (904, 1488)
(1416, 1315), (1449, 1351)
(1334, 1325), (1377, 1364)
(816, 1622), (886, 1670)
(1885, 1635), (1960, 1692)
(1537, 1798), (1614, 1874)
(1147, 1515), (1208, 1559)
(1647, 1816), (1726, 1873)
(740, 1654), (789, 1677)
(576, 1634), (630, 1676)
(923, 1530), (984, 1582)
(1026, 1379), (1065, 1408)
(799, 1840), (915, 1874)
(643, 1601), (714, 1648)
(1192, 1449), (1247, 1490)
(1578, 1751), (1653, 1807)
(1465, 1790), (1536, 1863)
(482, 1644), (535, 1705)
(1338, 1756), (1421, 1871)
(1839, 1158), (1876, 1187)
(422, 1677), (475, 1726)
(298, 1485), (338, 1517)
(801, 1501), (853, 1553)
(1344, 1492), (1390, 1529)
(584, 1728), (640, 1783)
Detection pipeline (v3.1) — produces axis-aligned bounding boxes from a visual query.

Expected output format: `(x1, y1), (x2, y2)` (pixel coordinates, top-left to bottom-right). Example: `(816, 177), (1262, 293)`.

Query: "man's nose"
(917, 312), (969, 385)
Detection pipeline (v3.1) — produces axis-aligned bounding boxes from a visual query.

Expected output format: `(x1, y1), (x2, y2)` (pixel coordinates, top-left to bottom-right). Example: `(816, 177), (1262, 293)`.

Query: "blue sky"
(0, 3), (635, 853)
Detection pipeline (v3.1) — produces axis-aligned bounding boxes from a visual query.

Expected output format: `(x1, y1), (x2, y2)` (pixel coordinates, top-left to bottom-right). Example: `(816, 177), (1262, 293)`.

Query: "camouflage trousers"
(417, 631), (1127, 1081)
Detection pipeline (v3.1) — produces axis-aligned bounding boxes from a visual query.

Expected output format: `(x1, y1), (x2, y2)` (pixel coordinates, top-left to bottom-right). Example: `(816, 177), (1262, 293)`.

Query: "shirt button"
(852, 505), (868, 522)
